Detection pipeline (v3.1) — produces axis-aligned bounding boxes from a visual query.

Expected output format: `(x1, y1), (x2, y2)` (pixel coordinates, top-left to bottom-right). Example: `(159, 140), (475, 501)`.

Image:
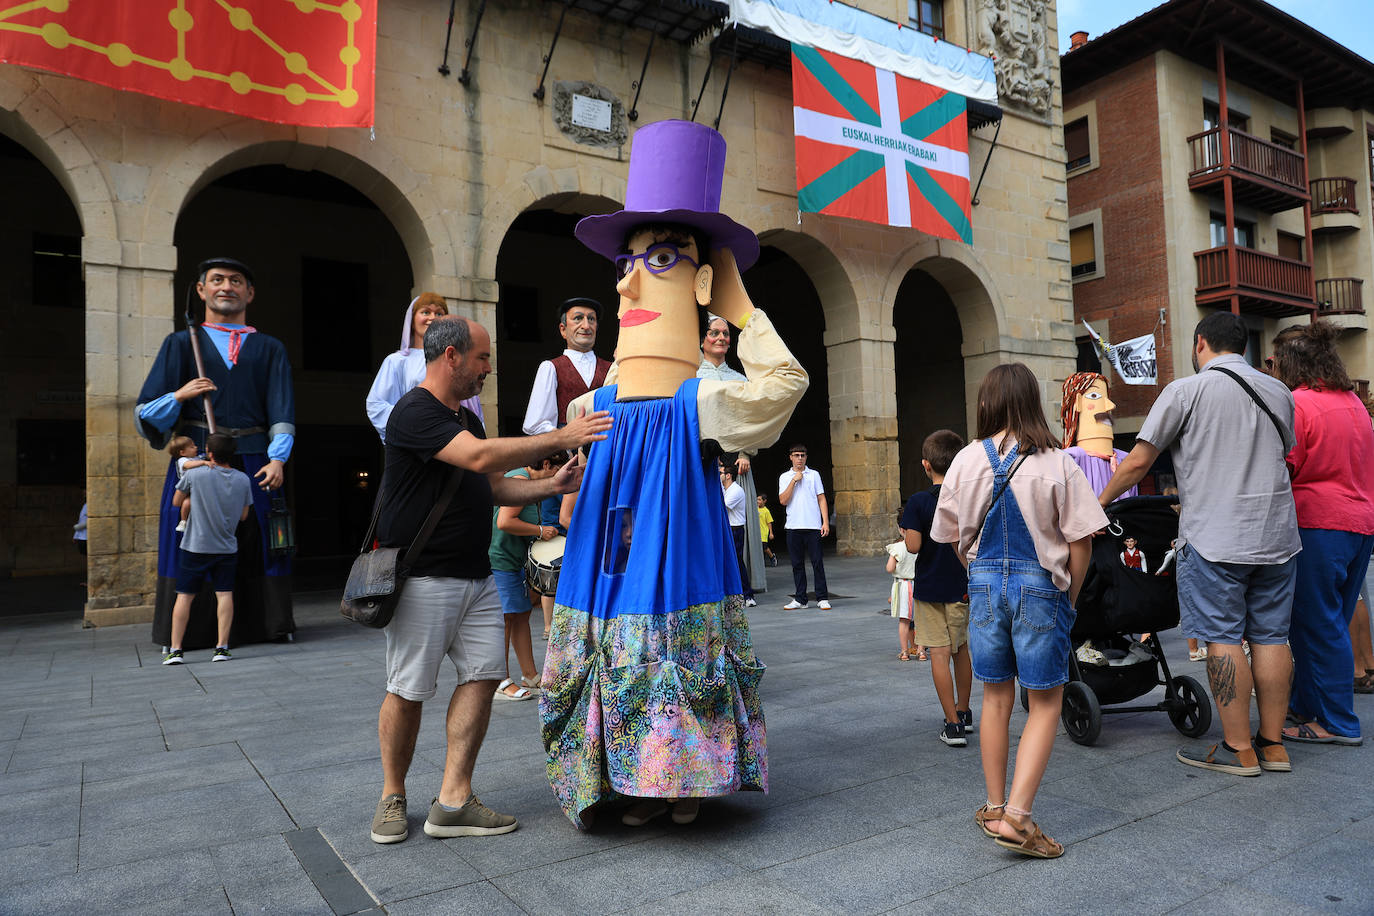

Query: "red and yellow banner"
(0, 0), (376, 127)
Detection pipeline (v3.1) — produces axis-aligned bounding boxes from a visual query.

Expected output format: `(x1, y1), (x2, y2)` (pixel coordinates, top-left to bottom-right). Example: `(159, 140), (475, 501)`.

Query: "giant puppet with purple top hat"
(539, 120), (809, 829)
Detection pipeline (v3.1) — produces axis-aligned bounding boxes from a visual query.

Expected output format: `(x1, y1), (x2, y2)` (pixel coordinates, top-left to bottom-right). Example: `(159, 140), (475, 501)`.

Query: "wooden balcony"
(1311, 177), (1361, 235)
(1194, 245), (1315, 317)
(1187, 126), (1309, 212)
(1311, 177), (1358, 214)
(1316, 277), (1364, 314)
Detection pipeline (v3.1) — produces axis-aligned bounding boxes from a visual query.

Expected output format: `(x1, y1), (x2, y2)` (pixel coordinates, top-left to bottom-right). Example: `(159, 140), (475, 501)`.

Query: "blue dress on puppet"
(137, 319), (295, 649)
(541, 379), (765, 827)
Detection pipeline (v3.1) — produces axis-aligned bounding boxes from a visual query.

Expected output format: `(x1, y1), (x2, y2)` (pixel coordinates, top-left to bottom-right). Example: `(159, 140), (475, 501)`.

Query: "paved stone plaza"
(2, 556), (1371, 915)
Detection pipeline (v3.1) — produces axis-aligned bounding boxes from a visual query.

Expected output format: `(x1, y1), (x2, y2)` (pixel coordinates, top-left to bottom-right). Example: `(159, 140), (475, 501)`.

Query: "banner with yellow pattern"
(0, 0), (376, 127)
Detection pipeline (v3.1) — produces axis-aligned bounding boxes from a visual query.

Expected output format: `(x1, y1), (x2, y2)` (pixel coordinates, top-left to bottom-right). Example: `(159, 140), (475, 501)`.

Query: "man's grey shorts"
(1176, 542), (1297, 645)
(385, 576), (506, 701)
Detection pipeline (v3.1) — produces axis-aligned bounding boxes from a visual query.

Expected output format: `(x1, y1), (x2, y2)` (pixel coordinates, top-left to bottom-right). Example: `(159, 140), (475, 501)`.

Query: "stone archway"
(491, 192), (620, 436)
(0, 128), (87, 609)
(145, 134), (441, 290)
(171, 163), (416, 579)
(0, 81), (118, 615)
(883, 240), (1007, 437)
(0, 73), (118, 244)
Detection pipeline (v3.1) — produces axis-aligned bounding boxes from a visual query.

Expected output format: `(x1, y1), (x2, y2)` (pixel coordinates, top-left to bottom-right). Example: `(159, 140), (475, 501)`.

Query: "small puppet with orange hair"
(1061, 372), (1136, 501)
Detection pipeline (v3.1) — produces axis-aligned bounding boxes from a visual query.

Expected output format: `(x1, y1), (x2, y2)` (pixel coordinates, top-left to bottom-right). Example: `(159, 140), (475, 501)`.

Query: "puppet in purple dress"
(1061, 372), (1136, 501)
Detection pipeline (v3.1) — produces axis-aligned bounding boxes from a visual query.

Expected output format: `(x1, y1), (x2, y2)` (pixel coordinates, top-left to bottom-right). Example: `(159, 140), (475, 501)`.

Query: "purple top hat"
(575, 120), (760, 271)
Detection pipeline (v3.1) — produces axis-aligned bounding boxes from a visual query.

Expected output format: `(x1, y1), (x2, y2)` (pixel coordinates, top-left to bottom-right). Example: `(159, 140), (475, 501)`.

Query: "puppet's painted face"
(1124, 537), (1137, 550)
(412, 302), (447, 343)
(198, 268), (254, 318)
(614, 228), (711, 368)
(1075, 378), (1116, 444)
(559, 305), (599, 353)
(702, 318), (730, 361)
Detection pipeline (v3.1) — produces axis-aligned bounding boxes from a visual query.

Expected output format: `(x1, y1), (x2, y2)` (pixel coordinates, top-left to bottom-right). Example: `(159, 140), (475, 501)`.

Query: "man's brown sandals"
(975, 803), (1064, 858)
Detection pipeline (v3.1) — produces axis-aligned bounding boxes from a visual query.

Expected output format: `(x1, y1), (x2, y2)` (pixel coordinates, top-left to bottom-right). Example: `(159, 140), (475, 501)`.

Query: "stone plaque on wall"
(973, 0), (1052, 117)
(552, 81), (627, 149)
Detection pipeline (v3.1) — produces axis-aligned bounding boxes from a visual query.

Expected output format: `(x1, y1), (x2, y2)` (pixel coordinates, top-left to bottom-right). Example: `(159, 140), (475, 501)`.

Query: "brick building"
(0, 0), (1076, 627)
(1063, 0), (1374, 440)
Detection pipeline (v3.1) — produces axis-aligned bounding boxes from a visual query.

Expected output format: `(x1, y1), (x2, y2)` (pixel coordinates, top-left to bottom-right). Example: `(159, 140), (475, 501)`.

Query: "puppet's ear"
(694, 263), (714, 307)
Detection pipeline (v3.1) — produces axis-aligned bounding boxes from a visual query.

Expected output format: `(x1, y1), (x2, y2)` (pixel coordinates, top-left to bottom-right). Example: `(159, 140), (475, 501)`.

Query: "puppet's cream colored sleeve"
(564, 389), (598, 424)
(698, 310), (808, 455)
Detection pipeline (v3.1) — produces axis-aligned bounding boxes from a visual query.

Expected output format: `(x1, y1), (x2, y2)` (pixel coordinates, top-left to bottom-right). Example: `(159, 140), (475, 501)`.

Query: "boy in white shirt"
(778, 443), (830, 610)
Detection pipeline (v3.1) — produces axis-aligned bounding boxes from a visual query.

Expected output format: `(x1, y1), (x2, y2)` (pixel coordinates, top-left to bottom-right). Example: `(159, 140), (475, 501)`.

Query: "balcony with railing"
(1311, 177), (1361, 234)
(1194, 245), (1314, 317)
(1187, 126), (1308, 212)
(1315, 277), (1368, 331)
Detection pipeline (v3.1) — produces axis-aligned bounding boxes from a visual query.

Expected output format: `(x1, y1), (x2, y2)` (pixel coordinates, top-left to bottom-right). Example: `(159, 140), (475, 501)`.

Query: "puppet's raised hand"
(706, 246), (754, 329)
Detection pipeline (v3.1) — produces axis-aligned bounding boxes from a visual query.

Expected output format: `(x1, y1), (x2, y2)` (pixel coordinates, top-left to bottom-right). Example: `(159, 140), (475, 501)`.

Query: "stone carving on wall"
(551, 81), (628, 149)
(975, 0), (1052, 117)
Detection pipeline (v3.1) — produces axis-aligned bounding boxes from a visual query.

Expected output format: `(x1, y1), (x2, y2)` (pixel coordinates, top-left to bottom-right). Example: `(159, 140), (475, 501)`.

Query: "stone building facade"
(0, 0), (1073, 626)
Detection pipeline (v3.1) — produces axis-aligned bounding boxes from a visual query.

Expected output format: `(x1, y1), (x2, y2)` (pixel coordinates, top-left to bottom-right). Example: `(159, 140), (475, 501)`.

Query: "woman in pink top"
(1273, 321), (1374, 746)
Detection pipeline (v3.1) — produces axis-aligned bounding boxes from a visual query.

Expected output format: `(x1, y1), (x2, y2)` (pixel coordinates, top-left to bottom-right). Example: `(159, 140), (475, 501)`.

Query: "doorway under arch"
(742, 244), (832, 542)
(894, 267), (967, 499)
(0, 131), (86, 612)
(493, 195), (621, 437)
(172, 164), (413, 584)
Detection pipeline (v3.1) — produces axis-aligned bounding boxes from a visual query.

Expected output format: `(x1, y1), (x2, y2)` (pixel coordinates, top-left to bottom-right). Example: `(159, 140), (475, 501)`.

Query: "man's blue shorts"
(1176, 542), (1296, 645)
(175, 550), (237, 594)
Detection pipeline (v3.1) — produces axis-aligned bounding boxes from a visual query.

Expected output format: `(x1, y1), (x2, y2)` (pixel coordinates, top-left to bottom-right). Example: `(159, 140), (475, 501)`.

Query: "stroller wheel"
(1062, 681), (1102, 746)
(1167, 674), (1212, 738)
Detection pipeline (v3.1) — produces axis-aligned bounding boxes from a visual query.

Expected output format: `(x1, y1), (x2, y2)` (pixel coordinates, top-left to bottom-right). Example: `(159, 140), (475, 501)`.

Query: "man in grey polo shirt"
(1100, 311), (1299, 777)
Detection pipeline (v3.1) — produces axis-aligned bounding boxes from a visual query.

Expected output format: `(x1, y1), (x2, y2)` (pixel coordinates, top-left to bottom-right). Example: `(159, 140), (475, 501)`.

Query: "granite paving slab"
(1, 556), (1372, 913)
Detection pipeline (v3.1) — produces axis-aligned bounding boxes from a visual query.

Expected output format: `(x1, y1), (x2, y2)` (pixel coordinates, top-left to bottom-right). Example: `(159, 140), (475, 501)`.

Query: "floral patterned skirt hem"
(538, 595), (768, 828)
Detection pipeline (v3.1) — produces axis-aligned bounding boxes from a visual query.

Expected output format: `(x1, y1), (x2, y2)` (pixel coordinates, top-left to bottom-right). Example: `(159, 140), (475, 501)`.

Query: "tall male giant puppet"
(540, 121), (808, 829)
(136, 257), (296, 647)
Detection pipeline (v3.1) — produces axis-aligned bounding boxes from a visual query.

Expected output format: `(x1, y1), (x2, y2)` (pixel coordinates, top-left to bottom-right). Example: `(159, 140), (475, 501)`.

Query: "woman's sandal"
(1356, 673), (1374, 695)
(975, 803), (1005, 839)
(995, 810), (1064, 859)
(915, 649), (929, 661)
(898, 652), (911, 661)
(495, 678), (534, 701)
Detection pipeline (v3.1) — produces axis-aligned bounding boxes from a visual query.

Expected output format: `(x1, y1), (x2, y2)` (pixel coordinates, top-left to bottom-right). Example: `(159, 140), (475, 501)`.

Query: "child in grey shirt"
(163, 433), (253, 666)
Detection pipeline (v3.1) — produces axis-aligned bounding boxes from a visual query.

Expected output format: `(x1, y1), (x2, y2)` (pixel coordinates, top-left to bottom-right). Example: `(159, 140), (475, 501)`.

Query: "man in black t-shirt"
(370, 316), (611, 846)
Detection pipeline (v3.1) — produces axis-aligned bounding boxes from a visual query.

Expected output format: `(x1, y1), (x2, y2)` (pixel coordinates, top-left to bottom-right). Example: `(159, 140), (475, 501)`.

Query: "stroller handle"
(1105, 494), (1179, 514)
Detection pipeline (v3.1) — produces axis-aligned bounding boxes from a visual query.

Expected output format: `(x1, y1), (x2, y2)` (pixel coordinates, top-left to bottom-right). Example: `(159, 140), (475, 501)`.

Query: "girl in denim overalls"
(932, 364), (1107, 859)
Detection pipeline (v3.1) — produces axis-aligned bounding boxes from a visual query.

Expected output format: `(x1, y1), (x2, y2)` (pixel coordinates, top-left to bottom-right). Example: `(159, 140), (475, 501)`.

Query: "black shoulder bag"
(1208, 366), (1289, 447)
(341, 464), (464, 628)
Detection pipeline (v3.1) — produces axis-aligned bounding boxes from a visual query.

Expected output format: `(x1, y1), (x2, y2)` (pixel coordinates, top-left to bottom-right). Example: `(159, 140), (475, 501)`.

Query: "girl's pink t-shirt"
(1287, 386), (1374, 534)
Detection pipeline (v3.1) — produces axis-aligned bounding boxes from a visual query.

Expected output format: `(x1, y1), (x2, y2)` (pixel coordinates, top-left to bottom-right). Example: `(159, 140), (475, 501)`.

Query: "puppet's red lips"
(619, 309), (660, 327)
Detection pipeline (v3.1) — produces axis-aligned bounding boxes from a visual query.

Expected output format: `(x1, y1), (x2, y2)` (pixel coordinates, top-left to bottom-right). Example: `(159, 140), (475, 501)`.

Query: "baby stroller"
(1020, 495), (1211, 745)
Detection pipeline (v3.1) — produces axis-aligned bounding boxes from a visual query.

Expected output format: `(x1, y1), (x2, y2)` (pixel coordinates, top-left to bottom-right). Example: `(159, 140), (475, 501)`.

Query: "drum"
(524, 535), (566, 596)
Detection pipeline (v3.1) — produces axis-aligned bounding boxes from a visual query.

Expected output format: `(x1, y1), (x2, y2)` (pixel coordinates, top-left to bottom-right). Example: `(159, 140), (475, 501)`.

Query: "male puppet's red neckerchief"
(201, 323), (257, 366)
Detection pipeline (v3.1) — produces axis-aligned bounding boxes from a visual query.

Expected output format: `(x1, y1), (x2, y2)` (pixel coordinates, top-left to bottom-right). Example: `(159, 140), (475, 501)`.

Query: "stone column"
(83, 241), (178, 626)
(827, 330), (900, 556)
(436, 274), (499, 426)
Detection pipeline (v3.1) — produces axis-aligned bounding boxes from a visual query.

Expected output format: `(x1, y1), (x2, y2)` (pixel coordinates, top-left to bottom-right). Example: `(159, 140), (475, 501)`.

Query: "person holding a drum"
(489, 453), (564, 701)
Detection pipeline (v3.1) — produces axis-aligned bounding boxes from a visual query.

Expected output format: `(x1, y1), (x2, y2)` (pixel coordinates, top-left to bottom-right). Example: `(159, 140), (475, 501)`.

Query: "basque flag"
(792, 43), (972, 243)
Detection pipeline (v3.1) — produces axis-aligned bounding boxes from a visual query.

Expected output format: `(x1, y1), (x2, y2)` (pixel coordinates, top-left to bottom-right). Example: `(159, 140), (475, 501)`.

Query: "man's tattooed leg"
(1207, 652), (1238, 706)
